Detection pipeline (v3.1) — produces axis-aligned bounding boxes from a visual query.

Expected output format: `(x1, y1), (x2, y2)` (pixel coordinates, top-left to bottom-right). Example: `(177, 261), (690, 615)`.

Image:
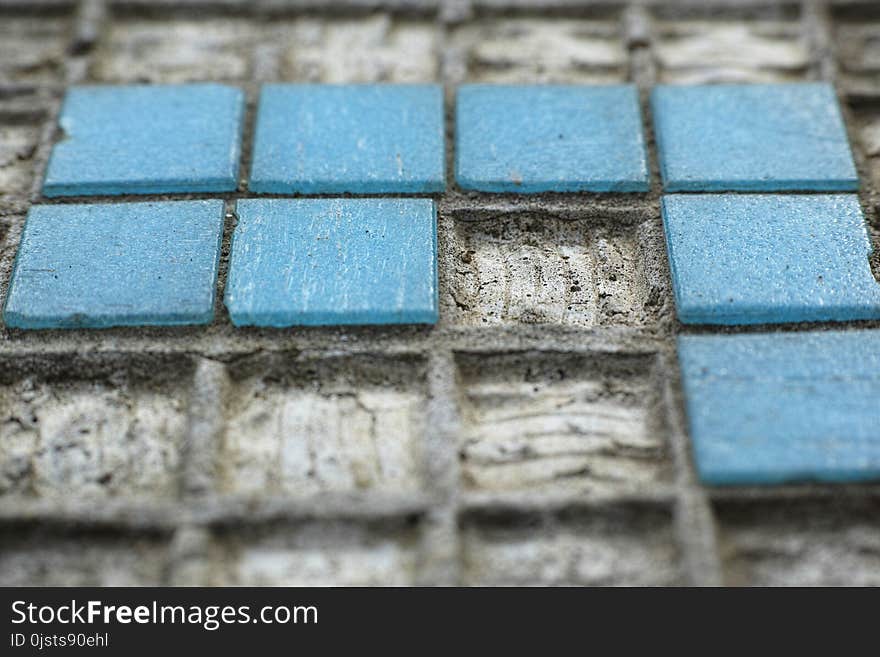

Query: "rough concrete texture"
(0, 0), (878, 587)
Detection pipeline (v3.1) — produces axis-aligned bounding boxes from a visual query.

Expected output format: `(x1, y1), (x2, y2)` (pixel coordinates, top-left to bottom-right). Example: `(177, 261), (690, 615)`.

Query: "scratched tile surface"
(1, 0), (880, 588)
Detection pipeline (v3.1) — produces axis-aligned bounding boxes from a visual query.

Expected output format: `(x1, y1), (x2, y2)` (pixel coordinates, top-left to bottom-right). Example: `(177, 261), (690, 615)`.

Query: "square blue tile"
(249, 84), (445, 194)
(225, 198), (438, 326)
(3, 201), (225, 329)
(651, 83), (858, 192)
(662, 194), (880, 325)
(455, 84), (649, 193)
(679, 331), (880, 485)
(43, 84), (244, 197)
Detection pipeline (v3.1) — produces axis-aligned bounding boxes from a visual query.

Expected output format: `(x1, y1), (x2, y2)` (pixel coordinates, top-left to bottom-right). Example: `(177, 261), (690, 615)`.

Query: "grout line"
(181, 357), (230, 498)
(657, 350), (724, 586)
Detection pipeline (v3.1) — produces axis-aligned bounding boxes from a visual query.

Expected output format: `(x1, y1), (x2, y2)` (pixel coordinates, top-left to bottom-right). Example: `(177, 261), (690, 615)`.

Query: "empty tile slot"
(652, 12), (808, 84)
(446, 215), (660, 327)
(0, 123), (40, 199)
(220, 354), (427, 497)
(452, 16), (626, 83)
(456, 351), (670, 496)
(0, 11), (71, 85)
(835, 11), (880, 97)
(0, 525), (170, 586)
(209, 519), (420, 586)
(716, 499), (880, 586)
(461, 506), (681, 585)
(271, 15), (439, 83)
(92, 16), (254, 83)
(0, 354), (194, 501)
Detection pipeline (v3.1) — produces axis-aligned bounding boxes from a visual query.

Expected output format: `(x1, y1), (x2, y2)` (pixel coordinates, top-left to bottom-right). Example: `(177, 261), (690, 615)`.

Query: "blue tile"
(678, 331), (880, 485)
(43, 84), (244, 197)
(249, 84), (445, 194)
(651, 83), (858, 192)
(225, 198), (438, 326)
(3, 201), (224, 329)
(455, 84), (649, 193)
(662, 194), (880, 325)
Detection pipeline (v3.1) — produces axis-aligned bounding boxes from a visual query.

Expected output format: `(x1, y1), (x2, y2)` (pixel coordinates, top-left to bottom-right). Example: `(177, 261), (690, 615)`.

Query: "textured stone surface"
(43, 84), (244, 196)
(455, 85), (649, 192)
(249, 84), (445, 194)
(458, 352), (669, 497)
(275, 16), (438, 82)
(221, 356), (425, 496)
(679, 331), (880, 485)
(452, 18), (626, 84)
(662, 194), (880, 325)
(654, 20), (808, 84)
(651, 83), (858, 191)
(447, 215), (659, 327)
(225, 198), (438, 327)
(4, 201), (225, 329)
(462, 508), (681, 585)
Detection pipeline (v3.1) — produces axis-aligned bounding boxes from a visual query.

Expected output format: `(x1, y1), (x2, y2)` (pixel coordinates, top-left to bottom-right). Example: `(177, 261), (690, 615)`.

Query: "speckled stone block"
(455, 84), (649, 193)
(3, 201), (224, 329)
(42, 84), (244, 196)
(662, 194), (880, 325)
(225, 198), (438, 326)
(651, 83), (858, 191)
(248, 84), (445, 194)
(678, 331), (880, 485)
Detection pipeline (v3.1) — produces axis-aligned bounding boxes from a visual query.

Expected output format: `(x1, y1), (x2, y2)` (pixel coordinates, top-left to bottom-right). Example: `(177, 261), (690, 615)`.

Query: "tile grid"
(0, 0), (878, 585)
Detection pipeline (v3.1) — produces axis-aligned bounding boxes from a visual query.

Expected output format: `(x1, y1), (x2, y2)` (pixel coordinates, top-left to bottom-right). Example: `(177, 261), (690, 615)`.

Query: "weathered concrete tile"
(226, 198), (438, 327)
(462, 507), (681, 585)
(274, 15), (438, 82)
(457, 352), (669, 497)
(662, 195), (880, 325)
(456, 85), (649, 192)
(446, 216), (657, 327)
(249, 84), (445, 194)
(452, 18), (626, 84)
(716, 500), (880, 586)
(43, 84), (244, 196)
(3, 201), (225, 329)
(679, 331), (880, 485)
(220, 356), (425, 497)
(652, 83), (858, 192)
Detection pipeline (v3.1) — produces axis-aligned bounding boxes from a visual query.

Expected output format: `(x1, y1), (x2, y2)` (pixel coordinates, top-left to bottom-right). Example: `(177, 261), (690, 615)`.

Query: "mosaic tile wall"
(0, 0), (879, 586)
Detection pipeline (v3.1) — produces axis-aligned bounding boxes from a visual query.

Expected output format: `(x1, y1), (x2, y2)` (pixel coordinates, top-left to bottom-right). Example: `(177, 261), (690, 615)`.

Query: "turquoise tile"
(662, 194), (880, 325)
(249, 84), (445, 194)
(225, 198), (438, 326)
(43, 84), (244, 196)
(3, 201), (225, 329)
(455, 84), (649, 193)
(651, 83), (858, 192)
(679, 331), (880, 485)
